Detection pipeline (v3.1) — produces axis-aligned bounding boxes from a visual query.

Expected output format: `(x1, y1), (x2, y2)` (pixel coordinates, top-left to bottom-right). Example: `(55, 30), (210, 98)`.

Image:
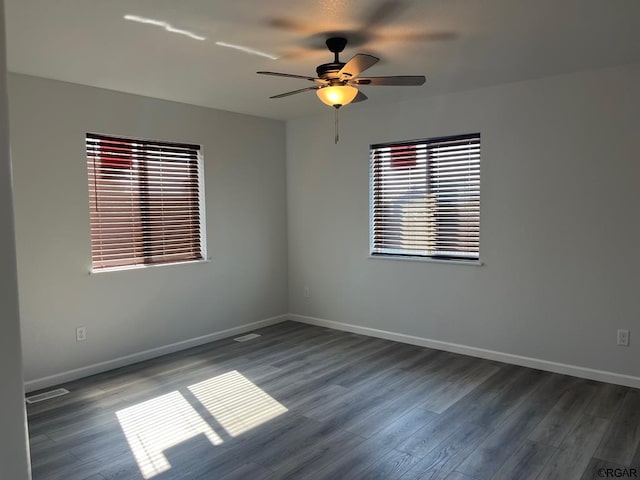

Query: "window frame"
(369, 133), (481, 264)
(86, 132), (207, 273)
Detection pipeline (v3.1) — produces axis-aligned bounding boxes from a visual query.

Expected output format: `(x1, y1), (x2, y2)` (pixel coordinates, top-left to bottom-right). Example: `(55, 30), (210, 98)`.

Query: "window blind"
(87, 133), (204, 270)
(370, 133), (480, 261)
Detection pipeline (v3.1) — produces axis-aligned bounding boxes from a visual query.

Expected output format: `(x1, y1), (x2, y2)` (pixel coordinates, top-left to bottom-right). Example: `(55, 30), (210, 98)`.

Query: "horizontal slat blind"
(370, 133), (480, 260)
(87, 133), (204, 270)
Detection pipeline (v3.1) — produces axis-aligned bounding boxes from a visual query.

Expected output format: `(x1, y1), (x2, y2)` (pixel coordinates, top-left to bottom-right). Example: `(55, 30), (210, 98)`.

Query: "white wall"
(9, 63), (640, 393)
(8, 74), (288, 385)
(287, 64), (640, 380)
(0, 1), (31, 478)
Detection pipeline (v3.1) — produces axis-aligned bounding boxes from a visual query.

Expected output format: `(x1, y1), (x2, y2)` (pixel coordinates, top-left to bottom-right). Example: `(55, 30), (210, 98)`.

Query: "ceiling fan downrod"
(326, 37), (347, 63)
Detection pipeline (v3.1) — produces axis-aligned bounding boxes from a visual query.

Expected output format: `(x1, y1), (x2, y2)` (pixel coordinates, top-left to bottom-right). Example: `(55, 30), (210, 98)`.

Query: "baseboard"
(289, 313), (640, 389)
(24, 314), (289, 393)
(27, 313), (640, 392)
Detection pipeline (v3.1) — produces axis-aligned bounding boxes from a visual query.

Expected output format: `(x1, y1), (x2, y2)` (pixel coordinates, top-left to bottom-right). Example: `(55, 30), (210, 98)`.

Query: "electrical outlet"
(617, 329), (629, 347)
(304, 286), (310, 298)
(76, 327), (87, 342)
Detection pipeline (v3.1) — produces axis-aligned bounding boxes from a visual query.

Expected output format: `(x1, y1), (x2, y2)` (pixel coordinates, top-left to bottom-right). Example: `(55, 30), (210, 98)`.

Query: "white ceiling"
(6, 0), (640, 120)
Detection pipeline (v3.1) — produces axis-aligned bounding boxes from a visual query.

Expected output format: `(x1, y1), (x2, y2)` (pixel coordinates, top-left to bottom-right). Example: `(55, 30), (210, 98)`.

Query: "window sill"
(368, 254), (484, 266)
(89, 258), (211, 275)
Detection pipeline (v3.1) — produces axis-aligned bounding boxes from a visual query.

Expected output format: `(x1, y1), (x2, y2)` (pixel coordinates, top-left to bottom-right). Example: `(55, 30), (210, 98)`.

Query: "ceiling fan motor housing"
(316, 62), (346, 80)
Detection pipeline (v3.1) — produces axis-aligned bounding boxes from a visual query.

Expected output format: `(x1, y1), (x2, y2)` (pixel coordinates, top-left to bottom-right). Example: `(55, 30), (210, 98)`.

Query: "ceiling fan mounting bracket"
(325, 37), (348, 64)
(325, 37), (347, 54)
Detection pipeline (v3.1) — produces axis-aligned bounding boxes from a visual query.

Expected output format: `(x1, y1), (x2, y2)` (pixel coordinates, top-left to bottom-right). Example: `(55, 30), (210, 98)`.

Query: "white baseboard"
(27, 313), (640, 393)
(289, 314), (640, 389)
(24, 314), (289, 393)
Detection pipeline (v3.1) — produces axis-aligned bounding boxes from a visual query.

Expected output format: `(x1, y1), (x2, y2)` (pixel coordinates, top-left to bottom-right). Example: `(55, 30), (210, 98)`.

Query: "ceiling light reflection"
(124, 15), (206, 41)
(215, 42), (279, 60)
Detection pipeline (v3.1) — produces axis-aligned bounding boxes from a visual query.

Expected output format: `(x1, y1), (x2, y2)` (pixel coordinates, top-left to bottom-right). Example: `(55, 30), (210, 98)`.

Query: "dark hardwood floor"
(27, 321), (640, 480)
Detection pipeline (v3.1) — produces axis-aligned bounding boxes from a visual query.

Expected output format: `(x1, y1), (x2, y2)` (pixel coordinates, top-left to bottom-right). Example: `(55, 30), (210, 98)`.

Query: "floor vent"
(234, 333), (261, 342)
(26, 388), (70, 404)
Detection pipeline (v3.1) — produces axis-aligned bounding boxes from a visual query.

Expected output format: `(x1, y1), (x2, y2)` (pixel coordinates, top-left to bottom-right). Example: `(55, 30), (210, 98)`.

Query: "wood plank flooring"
(26, 321), (640, 480)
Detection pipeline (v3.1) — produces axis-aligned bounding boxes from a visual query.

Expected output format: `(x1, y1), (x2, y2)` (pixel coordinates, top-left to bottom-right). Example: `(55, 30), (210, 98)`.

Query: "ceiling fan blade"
(257, 71), (324, 83)
(339, 54), (380, 80)
(269, 86), (321, 99)
(352, 91), (368, 103)
(353, 76), (426, 86)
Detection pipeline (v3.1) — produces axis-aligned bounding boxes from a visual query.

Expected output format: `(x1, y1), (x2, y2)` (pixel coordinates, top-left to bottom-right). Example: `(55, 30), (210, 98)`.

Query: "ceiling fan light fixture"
(316, 85), (358, 108)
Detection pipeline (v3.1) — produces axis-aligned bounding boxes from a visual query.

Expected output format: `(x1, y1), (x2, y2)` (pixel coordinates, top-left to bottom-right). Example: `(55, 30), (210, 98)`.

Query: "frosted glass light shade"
(316, 85), (358, 107)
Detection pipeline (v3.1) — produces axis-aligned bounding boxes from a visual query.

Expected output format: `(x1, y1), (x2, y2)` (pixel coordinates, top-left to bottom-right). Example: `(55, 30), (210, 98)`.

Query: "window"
(87, 133), (205, 271)
(370, 133), (480, 261)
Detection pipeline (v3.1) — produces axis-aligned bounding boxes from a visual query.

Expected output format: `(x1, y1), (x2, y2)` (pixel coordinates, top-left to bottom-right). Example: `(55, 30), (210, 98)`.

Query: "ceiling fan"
(257, 36), (426, 110)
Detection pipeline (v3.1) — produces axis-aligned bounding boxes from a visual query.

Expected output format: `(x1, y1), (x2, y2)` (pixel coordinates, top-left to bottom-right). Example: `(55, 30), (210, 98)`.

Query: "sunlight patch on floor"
(189, 370), (288, 437)
(116, 371), (287, 479)
(116, 391), (223, 479)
